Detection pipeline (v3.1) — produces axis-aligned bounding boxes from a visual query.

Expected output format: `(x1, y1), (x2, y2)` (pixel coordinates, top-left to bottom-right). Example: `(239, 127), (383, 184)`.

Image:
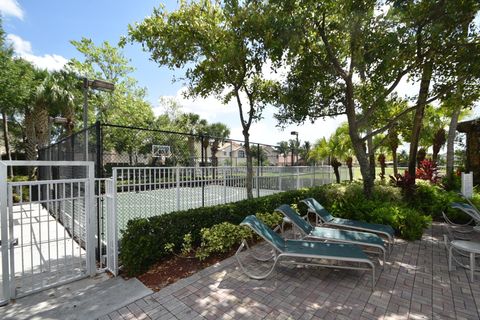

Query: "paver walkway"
(103, 223), (480, 319)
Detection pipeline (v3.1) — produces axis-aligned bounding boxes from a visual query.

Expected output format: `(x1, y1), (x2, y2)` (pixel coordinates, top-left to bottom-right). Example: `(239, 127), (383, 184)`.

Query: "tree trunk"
(188, 137), (196, 166)
(332, 158), (341, 183)
(2, 112), (13, 177)
(243, 130), (253, 199)
(344, 80), (373, 197)
(34, 103), (50, 149)
(346, 157), (353, 182)
(408, 60), (433, 185)
(23, 110), (37, 178)
(432, 129), (446, 164)
(333, 166), (341, 183)
(392, 147), (398, 176)
(211, 143), (219, 179)
(367, 131), (375, 181)
(446, 106), (461, 180)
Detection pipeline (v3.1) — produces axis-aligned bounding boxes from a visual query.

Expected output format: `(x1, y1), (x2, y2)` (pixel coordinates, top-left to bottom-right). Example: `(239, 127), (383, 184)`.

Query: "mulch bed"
(134, 250), (236, 292)
(131, 229), (283, 292)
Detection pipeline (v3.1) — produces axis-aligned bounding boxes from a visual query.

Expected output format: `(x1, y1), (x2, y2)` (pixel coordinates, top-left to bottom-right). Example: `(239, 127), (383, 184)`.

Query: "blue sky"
(0, 0), (348, 146)
(0, 0), (478, 147)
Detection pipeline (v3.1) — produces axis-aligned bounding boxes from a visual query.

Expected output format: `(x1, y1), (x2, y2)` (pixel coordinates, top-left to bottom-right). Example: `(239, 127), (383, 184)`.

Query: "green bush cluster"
(121, 181), (472, 276)
(309, 182), (432, 240)
(195, 222), (252, 260)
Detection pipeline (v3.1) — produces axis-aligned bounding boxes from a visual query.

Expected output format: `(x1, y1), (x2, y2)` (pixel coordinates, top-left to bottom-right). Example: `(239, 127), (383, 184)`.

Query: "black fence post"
(95, 121), (102, 178)
(71, 133), (75, 161)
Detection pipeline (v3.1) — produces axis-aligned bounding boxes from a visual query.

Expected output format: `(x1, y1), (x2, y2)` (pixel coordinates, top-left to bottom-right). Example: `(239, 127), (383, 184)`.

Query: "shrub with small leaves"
(164, 242), (175, 254)
(255, 211), (283, 229)
(181, 233), (193, 256)
(195, 222), (252, 261)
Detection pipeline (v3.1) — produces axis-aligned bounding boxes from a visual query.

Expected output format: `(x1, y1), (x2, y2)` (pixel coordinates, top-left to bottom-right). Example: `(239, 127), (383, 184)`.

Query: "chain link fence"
(39, 122), (286, 179)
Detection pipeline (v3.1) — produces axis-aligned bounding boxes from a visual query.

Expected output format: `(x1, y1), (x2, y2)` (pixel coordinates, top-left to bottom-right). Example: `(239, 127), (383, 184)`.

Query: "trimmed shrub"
(195, 222), (252, 260)
(120, 187), (323, 275)
(369, 205), (432, 240)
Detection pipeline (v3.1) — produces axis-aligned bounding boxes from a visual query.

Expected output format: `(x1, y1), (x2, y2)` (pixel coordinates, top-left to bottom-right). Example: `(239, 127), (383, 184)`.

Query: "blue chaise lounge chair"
(235, 215), (377, 288)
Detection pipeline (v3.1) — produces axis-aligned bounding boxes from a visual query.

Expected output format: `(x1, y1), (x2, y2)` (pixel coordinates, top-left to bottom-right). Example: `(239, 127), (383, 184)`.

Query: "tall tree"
(126, 0), (277, 199)
(0, 19), (14, 165)
(209, 122), (230, 168)
(310, 132), (344, 183)
(288, 138), (300, 166)
(431, 128), (446, 163)
(263, 1), (418, 196)
(70, 38), (155, 160)
(300, 141), (312, 165)
(395, 1), (480, 184)
(174, 112), (204, 166)
(387, 126), (400, 176)
(276, 141), (289, 166)
(261, 0), (479, 197)
(442, 91), (476, 181)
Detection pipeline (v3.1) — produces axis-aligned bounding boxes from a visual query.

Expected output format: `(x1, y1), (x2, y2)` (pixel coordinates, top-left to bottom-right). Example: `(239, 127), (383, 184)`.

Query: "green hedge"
(120, 187), (324, 275)
(121, 182), (464, 276)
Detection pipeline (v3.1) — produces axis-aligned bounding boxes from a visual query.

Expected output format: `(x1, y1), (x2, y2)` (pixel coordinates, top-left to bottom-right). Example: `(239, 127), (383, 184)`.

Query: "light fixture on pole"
(82, 78), (115, 161)
(291, 131), (299, 165)
(48, 116), (69, 146)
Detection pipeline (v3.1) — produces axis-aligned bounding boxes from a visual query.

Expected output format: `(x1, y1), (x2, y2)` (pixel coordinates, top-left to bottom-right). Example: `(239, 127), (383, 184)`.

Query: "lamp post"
(82, 78), (115, 161)
(48, 116), (69, 147)
(291, 131), (299, 165)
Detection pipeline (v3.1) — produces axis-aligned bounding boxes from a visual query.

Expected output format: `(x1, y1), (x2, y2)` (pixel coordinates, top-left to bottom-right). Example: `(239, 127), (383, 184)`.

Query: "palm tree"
(288, 139), (300, 166)
(335, 123), (354, 181)
(19, 69), (45, 166)
(196, 119), (210, 165)
(432, 128), (446, 163)
(208, 122), (230, 168)
(175, 113), (203, 166)
(387, 127), (400, 176)
(276, 141), (289, 166)
(310, 137), (342, 183)
(31, 70), (81, 168)
(373, 134), (389, 180)
(300, 141), (311, 165)
(49, 70), (81, 137)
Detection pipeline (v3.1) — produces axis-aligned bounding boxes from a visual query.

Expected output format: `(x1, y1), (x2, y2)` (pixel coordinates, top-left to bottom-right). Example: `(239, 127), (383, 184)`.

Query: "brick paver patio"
(102, 223), (480, 319)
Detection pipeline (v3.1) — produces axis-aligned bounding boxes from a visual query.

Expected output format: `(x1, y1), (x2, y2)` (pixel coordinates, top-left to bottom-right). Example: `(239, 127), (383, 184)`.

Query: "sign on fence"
(461, 172), (473, 199)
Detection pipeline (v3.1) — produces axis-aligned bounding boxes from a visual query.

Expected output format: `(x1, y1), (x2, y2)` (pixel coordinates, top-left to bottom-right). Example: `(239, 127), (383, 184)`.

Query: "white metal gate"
(105, 177), (118, 276)
(0, 161), (96, 305)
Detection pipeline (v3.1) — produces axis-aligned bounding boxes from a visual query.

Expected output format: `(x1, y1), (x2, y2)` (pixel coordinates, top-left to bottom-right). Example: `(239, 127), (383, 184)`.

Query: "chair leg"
(235, 240), (279, 280)
(448, 245), (453, 271)
(471, 253), (475, 282)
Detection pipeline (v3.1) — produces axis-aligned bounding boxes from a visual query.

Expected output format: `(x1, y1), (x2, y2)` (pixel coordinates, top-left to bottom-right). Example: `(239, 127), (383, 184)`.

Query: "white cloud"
(6, 34), (31, 54)
(22, 53), (68, 71)
(0, 0), (23, 20)
(7, 34), (68, 71)
(153, 87), (238, 122)
(155, 87), (344, 145)
(230, 107), (345, 146)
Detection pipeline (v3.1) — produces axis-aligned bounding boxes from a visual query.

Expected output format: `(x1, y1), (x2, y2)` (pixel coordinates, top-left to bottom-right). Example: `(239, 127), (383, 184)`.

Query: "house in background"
(215, 142), (281, 166)
(216, 141), (247, 166)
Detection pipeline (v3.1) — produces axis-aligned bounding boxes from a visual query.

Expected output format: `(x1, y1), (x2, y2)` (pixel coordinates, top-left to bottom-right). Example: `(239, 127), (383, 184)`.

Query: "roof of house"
(218, 141), (243, 152)
(457, 118), (480, 133)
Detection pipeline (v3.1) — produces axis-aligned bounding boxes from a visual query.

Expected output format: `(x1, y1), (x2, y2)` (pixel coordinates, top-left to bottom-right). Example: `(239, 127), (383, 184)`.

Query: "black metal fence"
(38, 122), (282, 178)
